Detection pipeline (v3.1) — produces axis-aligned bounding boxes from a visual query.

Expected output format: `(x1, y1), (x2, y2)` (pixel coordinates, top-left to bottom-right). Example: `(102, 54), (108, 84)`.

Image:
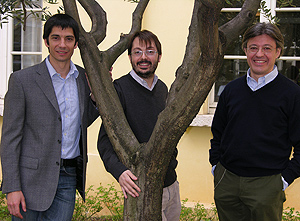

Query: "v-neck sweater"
(210, 73), (300, 185)
(98, 74), (178, 187)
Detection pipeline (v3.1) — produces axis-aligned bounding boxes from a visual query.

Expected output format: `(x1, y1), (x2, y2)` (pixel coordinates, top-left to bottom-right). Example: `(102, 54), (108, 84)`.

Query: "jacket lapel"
(76, 68), (85, 121)
(35, 60), (60, 114)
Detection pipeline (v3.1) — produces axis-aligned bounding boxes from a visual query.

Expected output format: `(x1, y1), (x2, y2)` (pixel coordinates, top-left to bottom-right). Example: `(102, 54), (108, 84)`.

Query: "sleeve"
(80, 67), (99, 127)
(97, 125), (128, 181)
(0, 73), (25, 193)
(86, 94), (99, 127)
(281, 90), (300, 185)
(209, 89), (228, 166)
(97, 80), (128, 181)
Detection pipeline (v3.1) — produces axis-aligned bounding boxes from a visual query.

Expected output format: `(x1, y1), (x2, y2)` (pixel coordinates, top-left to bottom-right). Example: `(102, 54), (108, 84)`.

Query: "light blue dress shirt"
(246, 66), (278, 91)
(46, 57), (81, 159)
(129, 69), (158, 91)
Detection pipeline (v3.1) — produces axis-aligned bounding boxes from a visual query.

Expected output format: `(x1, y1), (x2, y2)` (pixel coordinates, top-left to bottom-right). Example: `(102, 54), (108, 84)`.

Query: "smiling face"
(129, 37), (161, 79)
(244, 34), (281, 81)
(44, 26), (78, 66)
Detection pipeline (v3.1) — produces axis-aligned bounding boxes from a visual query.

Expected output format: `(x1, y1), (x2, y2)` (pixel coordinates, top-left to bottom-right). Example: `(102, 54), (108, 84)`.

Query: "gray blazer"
(0, 60), (99, 211)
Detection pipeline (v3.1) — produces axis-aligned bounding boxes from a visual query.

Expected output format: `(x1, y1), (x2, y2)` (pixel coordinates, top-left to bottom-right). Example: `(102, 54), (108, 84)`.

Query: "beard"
(131, 59), (159, 79)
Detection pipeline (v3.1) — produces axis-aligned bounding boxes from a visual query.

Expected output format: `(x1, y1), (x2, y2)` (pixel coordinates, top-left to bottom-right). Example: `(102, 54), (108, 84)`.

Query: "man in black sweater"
(98, 30), (180, 221)
(210, 22), (300, 221)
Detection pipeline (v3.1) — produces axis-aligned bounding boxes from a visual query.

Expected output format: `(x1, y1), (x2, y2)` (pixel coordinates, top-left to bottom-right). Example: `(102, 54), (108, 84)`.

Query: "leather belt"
(60, 158), (77, 167)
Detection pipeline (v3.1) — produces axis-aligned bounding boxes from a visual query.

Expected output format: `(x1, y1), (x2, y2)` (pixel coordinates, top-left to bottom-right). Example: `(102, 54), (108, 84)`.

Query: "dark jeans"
(12, 166), (77, 221)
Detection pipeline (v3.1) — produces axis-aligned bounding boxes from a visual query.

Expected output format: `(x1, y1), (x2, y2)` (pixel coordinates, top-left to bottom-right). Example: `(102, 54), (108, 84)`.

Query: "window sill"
(190, 114), (213, 127)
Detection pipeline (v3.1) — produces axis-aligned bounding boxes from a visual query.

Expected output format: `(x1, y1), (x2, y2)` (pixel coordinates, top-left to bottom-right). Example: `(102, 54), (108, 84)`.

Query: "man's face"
(44, 26), (78, 65)
(244, 34), (281, 81)
(129, 37), (161, 79)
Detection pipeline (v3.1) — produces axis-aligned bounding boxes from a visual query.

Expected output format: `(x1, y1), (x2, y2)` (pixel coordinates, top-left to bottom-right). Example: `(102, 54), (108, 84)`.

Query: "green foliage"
(0, 189), (10, 221)
(95, 183), (123, 220)
(1, 181), (300, 221)
(260, 0), (296, 24)
(72, 185), (104, 220)
(260, 1), (280, 24)
(277, 0), (296, 8)
(0, 0), (63, 30)
(282, 207), (300, 221)
(72, 183), (123, 221)
(180, 199), (218, 221)
(0, 0), (39, 28)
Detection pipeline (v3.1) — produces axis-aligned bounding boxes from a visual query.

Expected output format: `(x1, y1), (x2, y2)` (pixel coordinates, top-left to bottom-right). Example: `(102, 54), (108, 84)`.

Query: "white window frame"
(191, 1), (300, 127)
(0, 8), (43, 116)
(0, 18), (13, 116)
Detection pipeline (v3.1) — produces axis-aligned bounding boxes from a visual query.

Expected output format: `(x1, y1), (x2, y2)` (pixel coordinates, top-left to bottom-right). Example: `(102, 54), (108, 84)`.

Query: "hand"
(109, 67), (113, 81)
(7, 191), (26, 219)
(118, 170), (141, 198)
(85, 67), (113, 102)
(85, 73), (95, 102)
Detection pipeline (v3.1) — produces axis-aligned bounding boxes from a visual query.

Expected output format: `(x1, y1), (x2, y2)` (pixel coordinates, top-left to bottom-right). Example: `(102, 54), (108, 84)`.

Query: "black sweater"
(210, 73), (300, 185)
(98, 74), (178, 187)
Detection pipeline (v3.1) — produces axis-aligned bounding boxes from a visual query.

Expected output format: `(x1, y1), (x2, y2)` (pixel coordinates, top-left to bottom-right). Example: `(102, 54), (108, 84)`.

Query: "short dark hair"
(128, 30), (162, 55)
(242, 22), (284, 56)
(43, 14), (79, 45)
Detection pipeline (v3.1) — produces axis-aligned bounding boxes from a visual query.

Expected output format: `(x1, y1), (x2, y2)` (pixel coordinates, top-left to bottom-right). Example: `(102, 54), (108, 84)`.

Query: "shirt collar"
(46, 56), (79, 79)
(129, 69), (158, 91)
(247, 65), (278, 85)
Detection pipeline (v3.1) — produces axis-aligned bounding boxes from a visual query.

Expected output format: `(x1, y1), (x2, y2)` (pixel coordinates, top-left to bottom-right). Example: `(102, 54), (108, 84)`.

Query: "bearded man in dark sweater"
(210, 22), (300, 221)
(98, 30), (180, 221)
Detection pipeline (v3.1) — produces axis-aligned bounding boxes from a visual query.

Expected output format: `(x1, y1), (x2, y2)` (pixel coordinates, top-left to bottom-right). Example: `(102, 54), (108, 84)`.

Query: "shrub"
(0, 188), (10, 220)
(72, 183), (123, 221)
(180, 198), (218, 221)
(282, 207), (300, 221)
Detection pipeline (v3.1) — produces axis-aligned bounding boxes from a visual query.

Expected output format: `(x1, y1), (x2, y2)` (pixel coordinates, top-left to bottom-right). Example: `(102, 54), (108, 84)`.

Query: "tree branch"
(219, 0), (261, 48)
(146, 0), (224, 176)
(103, 0), (150, 69)
(77, 0), (107, 45)
(63, 0), (107, 45)
(167, 0), (260, 104)
(167, 0), (224, 105)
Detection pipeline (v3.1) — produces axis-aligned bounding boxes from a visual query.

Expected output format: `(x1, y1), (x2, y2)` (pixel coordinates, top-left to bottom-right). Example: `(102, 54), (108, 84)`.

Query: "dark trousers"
(12, 166), (77, 221)
(214, 163), (286, 221)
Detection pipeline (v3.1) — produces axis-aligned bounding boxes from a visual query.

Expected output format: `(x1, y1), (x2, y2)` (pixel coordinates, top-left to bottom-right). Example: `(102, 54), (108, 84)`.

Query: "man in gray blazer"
(0, 14), (99, 220)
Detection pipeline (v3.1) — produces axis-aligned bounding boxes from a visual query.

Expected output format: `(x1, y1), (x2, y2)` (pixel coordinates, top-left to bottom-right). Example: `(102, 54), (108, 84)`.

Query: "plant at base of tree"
(72, 185), (103, 220)
(180, 199), (218, 221)
(72, 183), (123, 221)
(95, 183), (123, 220)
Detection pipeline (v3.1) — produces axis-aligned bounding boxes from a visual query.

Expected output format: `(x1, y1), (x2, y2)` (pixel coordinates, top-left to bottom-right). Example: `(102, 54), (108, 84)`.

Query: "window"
(192, 0), (300, 126)
(211, 0), (300, 110)
(0, 1), (43, 115)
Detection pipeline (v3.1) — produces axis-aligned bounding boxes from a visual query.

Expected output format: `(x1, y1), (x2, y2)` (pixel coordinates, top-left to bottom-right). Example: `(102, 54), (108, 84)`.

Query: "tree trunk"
(63, 0), (261, 220)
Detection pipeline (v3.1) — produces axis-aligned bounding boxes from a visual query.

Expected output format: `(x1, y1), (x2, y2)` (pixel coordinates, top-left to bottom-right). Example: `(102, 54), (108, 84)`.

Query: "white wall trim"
(190, 115), (213, 127)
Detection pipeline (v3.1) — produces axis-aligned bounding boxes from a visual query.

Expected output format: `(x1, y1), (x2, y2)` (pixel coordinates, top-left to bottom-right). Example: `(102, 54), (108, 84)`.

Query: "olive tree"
(62, 0), (261, 220)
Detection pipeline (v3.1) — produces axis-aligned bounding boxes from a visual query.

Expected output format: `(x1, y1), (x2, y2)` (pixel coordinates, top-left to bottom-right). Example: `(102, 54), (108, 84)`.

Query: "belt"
(60, 158), (77, 167)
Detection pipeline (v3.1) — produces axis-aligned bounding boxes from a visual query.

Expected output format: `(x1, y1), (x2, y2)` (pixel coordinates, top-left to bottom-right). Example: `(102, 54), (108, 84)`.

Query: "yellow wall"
(1, 0), (300, 213)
